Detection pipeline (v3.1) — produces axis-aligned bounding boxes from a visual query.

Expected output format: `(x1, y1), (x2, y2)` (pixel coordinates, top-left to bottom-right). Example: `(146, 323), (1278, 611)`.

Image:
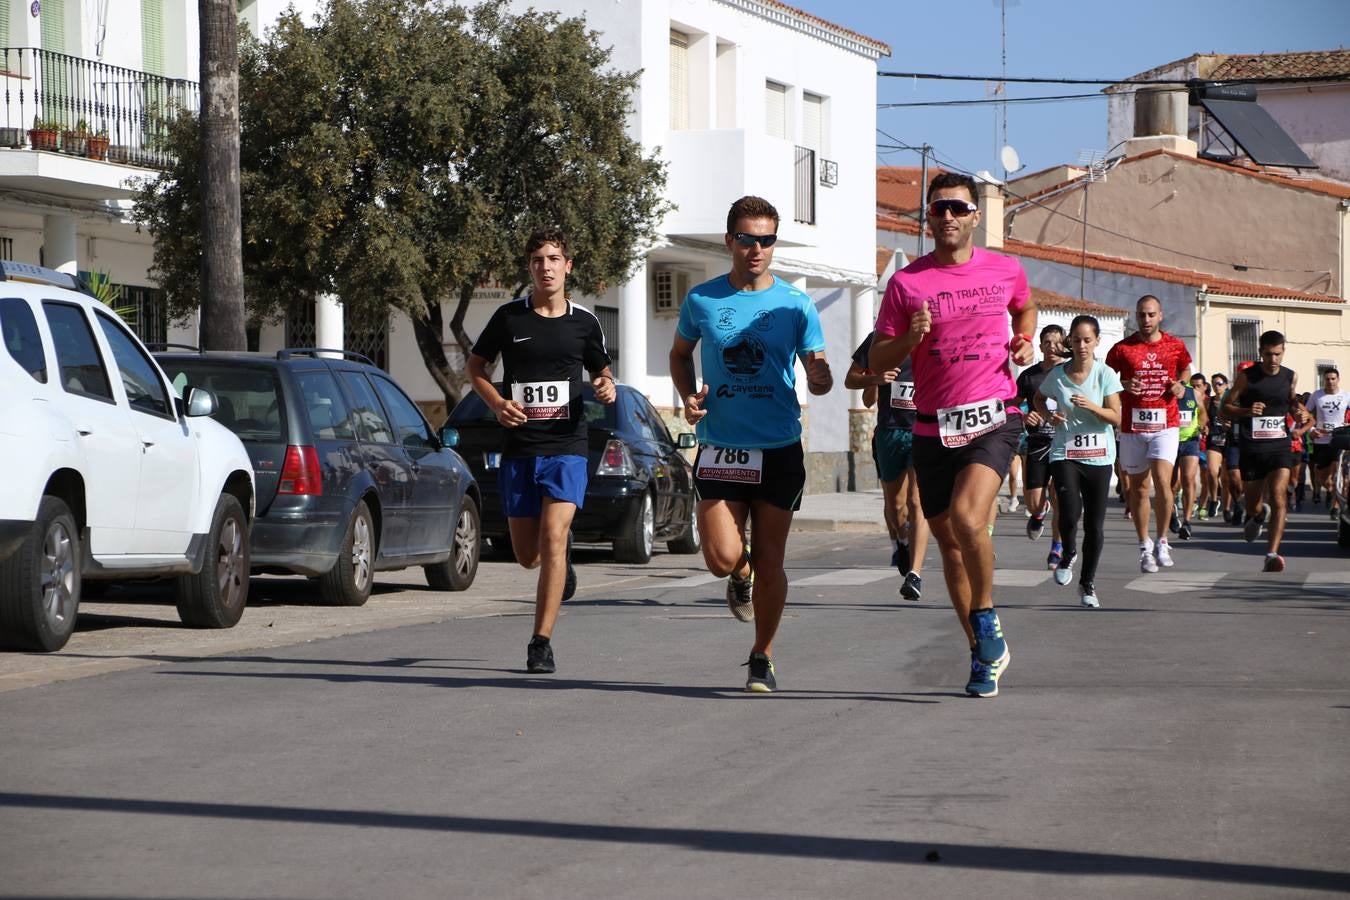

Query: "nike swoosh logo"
(513, 336), (532, 343)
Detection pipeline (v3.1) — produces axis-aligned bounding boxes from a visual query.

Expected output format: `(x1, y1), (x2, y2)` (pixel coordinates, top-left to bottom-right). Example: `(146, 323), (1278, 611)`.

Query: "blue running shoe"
(968, 608), (1007, 664)
(965, 646), (1010, 697)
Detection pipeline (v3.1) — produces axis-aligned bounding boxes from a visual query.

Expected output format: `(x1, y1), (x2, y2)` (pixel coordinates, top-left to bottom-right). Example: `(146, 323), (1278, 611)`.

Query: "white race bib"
(1066, 431), (1107, 460)
(1132, 407), (1166, 433)
(937, 398), (1006, 449)
(1178, 408), (1194, 428)
(695, 446), (764, 484)
(1252, 416), (1285, 441)
(889, 382), (916, 410)
(512, 380), (570, 420)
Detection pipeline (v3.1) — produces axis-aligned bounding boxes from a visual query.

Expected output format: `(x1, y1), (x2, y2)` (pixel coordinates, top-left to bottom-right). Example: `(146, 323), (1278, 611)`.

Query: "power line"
(880, 93), (1105, 109)
(874, 131), (1332, 279)
(879, 70), (1350, 86)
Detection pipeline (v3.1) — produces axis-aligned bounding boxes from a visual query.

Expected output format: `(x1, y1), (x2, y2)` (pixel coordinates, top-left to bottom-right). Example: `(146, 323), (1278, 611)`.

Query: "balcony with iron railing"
(0, 47), (198, 169)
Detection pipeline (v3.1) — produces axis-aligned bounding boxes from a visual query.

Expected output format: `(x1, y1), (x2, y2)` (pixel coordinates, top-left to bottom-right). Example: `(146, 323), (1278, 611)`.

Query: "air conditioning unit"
(652, 266), (692, 318)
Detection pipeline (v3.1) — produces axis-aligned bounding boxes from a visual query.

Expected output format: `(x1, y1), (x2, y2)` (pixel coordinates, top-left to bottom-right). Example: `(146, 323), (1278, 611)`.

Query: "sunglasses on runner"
(731, 232), (779, 248)
(927, 199), (979, 218)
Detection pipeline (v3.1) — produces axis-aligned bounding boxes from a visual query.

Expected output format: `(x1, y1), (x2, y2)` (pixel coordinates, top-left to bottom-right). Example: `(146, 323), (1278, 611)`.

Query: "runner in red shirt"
(1105, 295), (1192, 574)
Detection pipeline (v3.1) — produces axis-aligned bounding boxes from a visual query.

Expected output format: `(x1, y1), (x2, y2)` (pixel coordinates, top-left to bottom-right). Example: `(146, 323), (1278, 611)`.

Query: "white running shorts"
(1119, 428), (1180, 475)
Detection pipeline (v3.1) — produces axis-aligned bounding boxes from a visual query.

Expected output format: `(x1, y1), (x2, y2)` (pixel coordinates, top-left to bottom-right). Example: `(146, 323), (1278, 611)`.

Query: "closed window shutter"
(40, 0), (65, 53)
(765, 81), (786, 139)
(0, 2), (10, 52)
(802, 92), (823, 150)
(142, 0), (165, 75)
(669, 30), (689, 131)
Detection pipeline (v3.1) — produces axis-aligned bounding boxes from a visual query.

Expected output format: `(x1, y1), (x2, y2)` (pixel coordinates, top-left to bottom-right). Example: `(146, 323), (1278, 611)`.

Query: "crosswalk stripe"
(793, 569), (895, 586)
(1304, 572), (1350, 596)
(1125, 571), (1228, 594)
(993, 569), (1053, 587)
(657, 573), (722, 591)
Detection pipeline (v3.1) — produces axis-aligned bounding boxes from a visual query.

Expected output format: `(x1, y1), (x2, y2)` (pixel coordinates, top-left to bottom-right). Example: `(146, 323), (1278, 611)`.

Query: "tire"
(667, 495), (701, 555)
(613, 491), (655, 564)
(319, 500), (375, 606)
(0, 496), (80, 652)
(425, 495), (480, 591)
(175, 493), (250, 629)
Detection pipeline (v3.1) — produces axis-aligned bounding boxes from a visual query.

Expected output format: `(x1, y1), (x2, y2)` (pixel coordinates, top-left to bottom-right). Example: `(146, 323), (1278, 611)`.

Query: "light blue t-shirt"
(676, 274), (826, 449)
(1038, 360), (1123, 466)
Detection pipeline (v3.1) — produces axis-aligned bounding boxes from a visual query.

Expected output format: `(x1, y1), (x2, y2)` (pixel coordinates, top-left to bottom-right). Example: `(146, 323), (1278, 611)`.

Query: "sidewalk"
(793, 489), (888, 532)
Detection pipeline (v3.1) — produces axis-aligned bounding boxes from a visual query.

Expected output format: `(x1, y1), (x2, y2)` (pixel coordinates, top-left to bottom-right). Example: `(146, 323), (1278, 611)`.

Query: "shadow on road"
(1, 791), (1345, 891)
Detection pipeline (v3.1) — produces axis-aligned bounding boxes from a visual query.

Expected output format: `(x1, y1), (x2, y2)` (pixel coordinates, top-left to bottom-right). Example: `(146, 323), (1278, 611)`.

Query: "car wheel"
(319, 500), (375, 606)
(175, 494), (250, 628)
(0, 495), (81, 652)
(425, 495), (480, 591)
(667, 496), (701, 555)
(613, 491), (655, 564)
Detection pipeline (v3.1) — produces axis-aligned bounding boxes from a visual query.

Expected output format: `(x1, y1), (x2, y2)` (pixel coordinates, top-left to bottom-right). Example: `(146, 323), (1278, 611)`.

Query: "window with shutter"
(765, 80), (787, 139)
(142, 0), (165, 75)
(0, 1), (10, 53)
(802, 92), (824, 151)
(1228, 317), (1260, 374)
(669, 30), (689, 132)
(40, 0), (65, 53)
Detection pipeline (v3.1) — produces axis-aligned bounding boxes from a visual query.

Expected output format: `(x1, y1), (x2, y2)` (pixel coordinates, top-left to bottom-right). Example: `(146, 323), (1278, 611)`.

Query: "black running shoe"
(900, 571), (922, 601)
(526, 635), (556, 674)
(1178, 520), (1192, 541)
(744, 652), (776, 693)
(562, 561), (577, 603)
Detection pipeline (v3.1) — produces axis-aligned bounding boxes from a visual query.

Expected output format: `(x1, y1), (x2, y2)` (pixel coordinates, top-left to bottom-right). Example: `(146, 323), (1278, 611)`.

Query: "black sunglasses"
(927, 199), (978, 218)
(731, 232), (778, 248)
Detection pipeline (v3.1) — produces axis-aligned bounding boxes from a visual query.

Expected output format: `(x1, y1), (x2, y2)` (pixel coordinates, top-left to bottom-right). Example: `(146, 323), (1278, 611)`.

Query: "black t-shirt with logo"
(471, 297), (611, 458)
(852, 333), (915, 431)
(1238, 365), (1294, 449)
(1016, 364), (1058, 440)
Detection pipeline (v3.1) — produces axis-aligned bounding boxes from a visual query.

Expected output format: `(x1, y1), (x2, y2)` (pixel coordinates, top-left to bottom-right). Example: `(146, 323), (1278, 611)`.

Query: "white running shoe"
(1155, 539), (1174, 568)
(1140, 547), (1159, 574)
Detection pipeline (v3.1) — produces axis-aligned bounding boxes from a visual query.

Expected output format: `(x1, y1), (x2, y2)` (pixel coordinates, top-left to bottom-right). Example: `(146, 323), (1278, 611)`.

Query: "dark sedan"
(446, 382), (699, 563)
(156, 348), (481, 604)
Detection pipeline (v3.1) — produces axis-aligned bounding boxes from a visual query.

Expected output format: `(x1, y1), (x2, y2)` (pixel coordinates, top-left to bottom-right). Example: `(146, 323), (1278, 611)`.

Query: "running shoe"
(1046, 548), (1062, 570)
(1155, 539), (1175, 568)
(726, 570), (754, 622)
(1053, 551), (1076, 586)
(1168, 511), (1180, 534)
(965, 646), (1010, 698)
(1332, 505), (1341, 522)
(1263, 553), (1286, 573)
(900, 571), (923, 601)
(1222, 504), (1233, 523)
(892, 541), (910, 575)
(1178, 520), (1192, 541)
(526, 635), (556, 674)
(1243, 515), (1264, 543)
(1232, 507), (1245, 527)
(1026, 514), (1045, 541)
(1206, 499), (1219, 519)
(968, 608), (1007, 664)
(744, 652), (776, 693)
(1079, 582), (1100, 608)
(1196, 507), (1210, 521)
(1007, 496), (1020, 513)
(987, 523), (995, 537)
(1140, 546), (1159, 574)
(562, 560), (577, 603)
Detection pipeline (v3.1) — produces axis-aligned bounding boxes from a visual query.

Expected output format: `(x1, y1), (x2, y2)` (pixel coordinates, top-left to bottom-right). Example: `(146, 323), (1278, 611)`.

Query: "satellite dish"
(1000, 144), (1024, 174)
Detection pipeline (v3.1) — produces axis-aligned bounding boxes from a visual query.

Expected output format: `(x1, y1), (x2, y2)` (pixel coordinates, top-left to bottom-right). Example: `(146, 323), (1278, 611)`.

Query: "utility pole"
(917, 144), (931, 257)
(198, 0), (246, 350)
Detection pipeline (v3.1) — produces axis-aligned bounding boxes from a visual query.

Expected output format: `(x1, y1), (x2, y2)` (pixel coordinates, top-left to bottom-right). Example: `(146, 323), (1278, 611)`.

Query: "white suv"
(0, 262), (256, 651)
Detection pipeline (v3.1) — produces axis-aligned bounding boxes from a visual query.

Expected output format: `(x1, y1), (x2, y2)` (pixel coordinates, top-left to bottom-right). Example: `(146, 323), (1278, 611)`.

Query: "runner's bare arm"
(669, 334), (708, 424)
(869, 306), (930, 372)
(803, 351), (833, 396)
(590, 366), (617, 404)
(467, 352), (528, 428)
(843, 361), (873, 391)
(1223, 372), (1252, 418)
(1009, 299), (1038, 366)
(1171, 366), (1193, 398)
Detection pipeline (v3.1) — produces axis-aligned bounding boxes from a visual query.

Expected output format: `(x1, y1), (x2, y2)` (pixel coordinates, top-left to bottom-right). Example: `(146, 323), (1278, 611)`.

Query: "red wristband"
(1015, 333), (1032, 345)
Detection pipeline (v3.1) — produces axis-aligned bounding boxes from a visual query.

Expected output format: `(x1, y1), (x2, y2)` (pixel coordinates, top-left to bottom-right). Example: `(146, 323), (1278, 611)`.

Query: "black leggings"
(1049, 459), (1113, 587)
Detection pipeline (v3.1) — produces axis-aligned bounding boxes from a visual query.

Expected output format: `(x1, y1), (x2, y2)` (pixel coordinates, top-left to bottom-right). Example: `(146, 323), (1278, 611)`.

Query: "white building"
(0, 0), (889, 493)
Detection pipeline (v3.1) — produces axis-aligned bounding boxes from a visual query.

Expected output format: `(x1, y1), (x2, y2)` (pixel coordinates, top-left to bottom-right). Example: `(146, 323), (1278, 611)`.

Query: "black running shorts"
(912, 417), (1022, 519)
(693, 441), (805, 511)
(1239, 446), (1293, 482)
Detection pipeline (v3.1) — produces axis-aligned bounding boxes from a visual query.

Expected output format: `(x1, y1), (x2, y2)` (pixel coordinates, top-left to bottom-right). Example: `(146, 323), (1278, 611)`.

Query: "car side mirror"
(1330, 425), (1350, 452)
(185, 387), (218, 418)
(439, 425), (460, 448)
(677, 432), (697, 449)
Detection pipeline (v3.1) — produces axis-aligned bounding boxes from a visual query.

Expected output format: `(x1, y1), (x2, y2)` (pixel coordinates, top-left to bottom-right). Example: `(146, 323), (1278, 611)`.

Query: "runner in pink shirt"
(871, 172), (1036, 698)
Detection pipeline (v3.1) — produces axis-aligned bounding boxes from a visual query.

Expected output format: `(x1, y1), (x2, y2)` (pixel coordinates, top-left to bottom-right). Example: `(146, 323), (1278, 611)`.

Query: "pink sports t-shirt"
(874, 248), (1031, 438)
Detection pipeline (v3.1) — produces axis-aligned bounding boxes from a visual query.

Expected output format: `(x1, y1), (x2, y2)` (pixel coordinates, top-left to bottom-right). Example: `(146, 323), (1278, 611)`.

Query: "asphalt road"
(2, 501), (1348, 898)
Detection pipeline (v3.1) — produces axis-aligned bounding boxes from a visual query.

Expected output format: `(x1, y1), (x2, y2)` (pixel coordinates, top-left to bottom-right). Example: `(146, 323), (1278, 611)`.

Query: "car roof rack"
(146, 342), (204, 353)
(277, 347), (377, 366)
(0, 261), (93, 296)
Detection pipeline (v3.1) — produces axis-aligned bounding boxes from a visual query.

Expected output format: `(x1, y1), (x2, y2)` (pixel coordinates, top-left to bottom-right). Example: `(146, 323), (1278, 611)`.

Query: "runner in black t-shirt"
(467, 227), (614, 674)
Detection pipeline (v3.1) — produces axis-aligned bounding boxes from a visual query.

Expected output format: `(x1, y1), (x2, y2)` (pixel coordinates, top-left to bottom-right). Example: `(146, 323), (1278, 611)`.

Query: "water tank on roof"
(1134, 87), (1188, 138)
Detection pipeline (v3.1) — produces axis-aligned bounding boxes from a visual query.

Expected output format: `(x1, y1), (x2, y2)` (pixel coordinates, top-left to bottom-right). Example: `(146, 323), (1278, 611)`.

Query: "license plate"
(485, 451), (501, 470)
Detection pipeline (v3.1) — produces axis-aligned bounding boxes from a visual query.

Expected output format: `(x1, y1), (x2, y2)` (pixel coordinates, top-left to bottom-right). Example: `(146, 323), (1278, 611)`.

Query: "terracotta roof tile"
(877, 211), (920, 235)
(1030, 287), (1125, 317)
(1004, 238), (1343, 304)
(878, 165), (946, 214)
(752, 1), (891, 55)
(1209, 49), (1350, 80)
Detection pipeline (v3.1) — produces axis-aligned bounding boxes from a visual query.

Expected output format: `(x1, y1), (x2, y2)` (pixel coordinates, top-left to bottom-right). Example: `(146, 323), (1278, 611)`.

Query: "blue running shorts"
(499, 454), (588, 518)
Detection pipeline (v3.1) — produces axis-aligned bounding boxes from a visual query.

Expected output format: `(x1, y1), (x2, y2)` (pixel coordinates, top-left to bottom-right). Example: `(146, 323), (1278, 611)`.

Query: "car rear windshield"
(162, 363), (285, 442)
(448, 386), (616, 427)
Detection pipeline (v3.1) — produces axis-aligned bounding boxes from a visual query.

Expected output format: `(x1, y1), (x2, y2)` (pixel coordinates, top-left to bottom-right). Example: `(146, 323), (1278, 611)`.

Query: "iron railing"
(0, 47), (198, 168)
(794, 145), (816, 224)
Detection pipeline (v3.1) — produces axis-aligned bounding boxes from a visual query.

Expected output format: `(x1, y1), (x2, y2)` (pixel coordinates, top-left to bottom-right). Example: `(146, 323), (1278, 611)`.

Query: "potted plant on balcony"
(0, 123), (25, 148)
(86, 125), (109, 161)
(27, 116), (59, 152)
(61, 119), (90, 157)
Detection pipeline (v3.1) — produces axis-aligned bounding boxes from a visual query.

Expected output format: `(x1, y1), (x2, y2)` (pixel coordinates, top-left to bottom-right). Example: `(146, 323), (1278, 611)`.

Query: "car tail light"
(596, 439), (634, 477)
(278, 445), (323, 495)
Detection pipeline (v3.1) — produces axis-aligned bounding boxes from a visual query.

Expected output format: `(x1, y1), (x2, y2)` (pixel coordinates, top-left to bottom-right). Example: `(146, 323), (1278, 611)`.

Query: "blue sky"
(803, 0), (1350, 180)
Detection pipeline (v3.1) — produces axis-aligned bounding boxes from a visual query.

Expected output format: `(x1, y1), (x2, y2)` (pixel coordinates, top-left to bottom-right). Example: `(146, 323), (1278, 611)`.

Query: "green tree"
(133, 0), (668, 405)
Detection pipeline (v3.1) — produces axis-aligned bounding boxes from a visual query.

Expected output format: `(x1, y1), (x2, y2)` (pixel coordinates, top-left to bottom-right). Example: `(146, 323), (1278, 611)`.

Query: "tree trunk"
(410, 297), (465, 411)
(197, 0), (246, 350)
